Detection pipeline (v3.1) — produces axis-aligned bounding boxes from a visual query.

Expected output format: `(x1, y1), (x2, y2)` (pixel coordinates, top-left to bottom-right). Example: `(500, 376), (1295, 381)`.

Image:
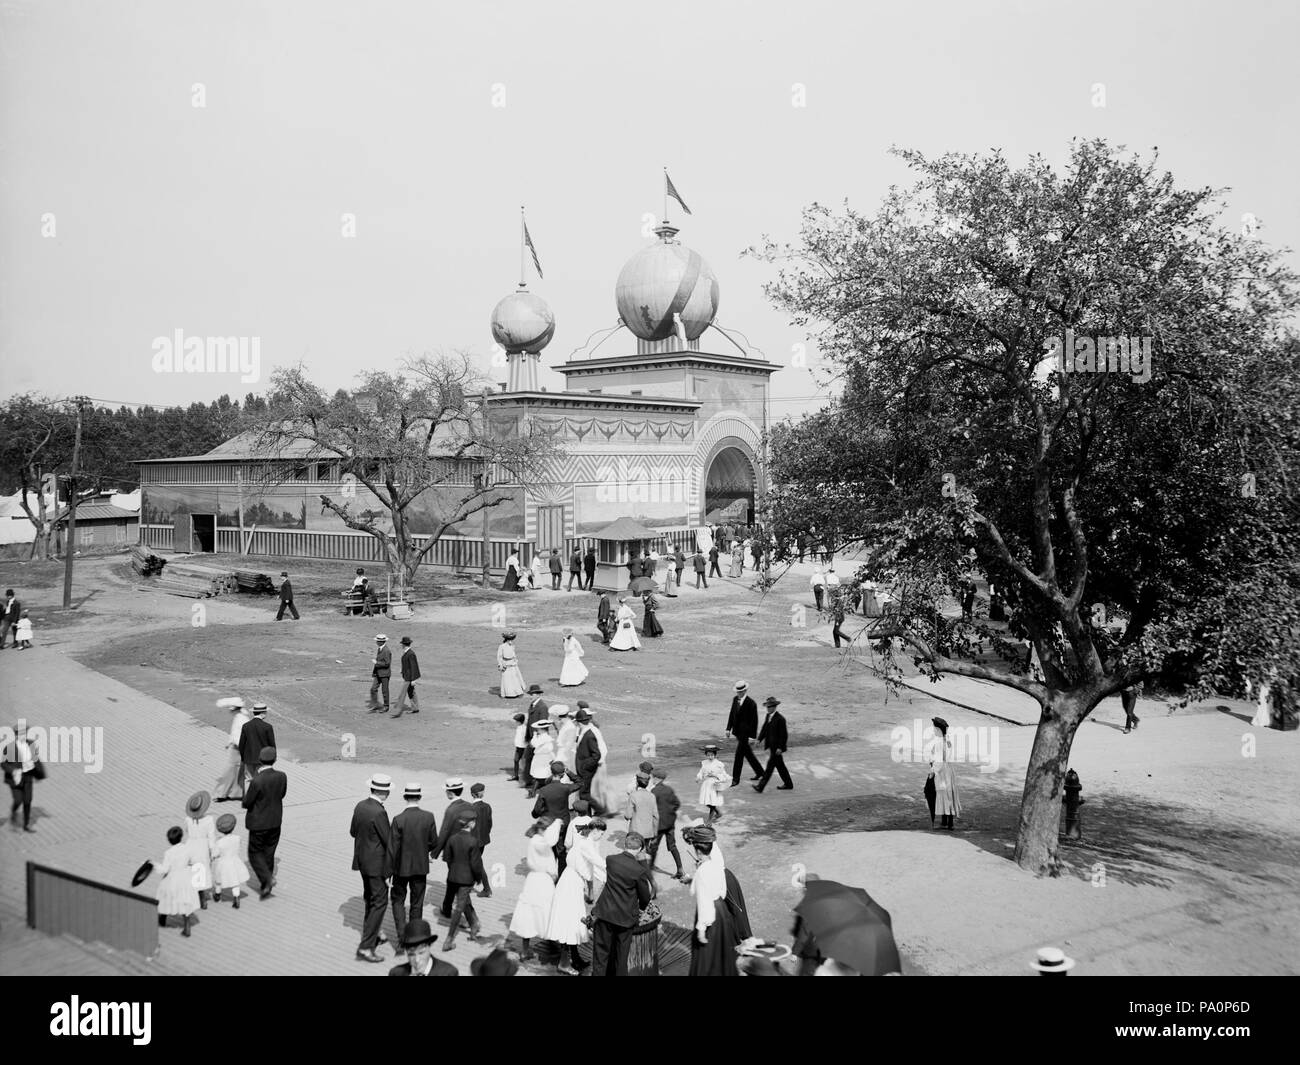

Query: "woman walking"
(696, 743), (728, 824)
(182, 790), (217, 909)
(927, 716), (962, 830)
(547, 816), (607, 974)
(502, 548), (523, 592)
(498, 631), (527, 698)
(509, 817), (562, 962)
(728, 544), (743, 578)
(559, 629), (588, 686)
(641, 592), (664, 638)
(608, 597), (642, 652)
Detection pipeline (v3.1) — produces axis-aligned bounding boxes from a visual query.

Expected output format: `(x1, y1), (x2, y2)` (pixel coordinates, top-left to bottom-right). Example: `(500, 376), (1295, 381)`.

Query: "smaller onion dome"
(490, 287), (555, 354)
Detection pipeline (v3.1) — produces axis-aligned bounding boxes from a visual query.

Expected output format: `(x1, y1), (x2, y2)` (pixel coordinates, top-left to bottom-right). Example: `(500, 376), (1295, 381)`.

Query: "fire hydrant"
(1062, 769), (1084, 841)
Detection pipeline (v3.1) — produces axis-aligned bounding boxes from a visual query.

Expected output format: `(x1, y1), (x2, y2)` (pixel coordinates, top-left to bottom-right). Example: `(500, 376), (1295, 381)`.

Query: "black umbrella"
(130, 860), (154, 888)
(794, 879), (901, 975)
(924, 774), (937, 825)
(628, 576), (658, 596)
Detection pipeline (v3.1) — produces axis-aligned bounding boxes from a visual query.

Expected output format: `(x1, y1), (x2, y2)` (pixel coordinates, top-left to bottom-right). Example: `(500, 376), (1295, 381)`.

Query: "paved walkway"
(0, 647), (685, 976)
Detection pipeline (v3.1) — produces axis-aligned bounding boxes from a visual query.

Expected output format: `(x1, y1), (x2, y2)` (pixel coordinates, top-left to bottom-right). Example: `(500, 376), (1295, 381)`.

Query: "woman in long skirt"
(498, 632), (526, 698)
(559, 630), (588, 686)
(182, 790), (216, 909)
(928, 716), (962, 829)
(509, 817), (562, 961)
(502, 550), (522, 592)
(608, 598), (642, 652)
(728, 545), (743, 578)
(547, 817), (607, 973)
(696, 744), (727, 823)
(641, 593), (664, 638)
(528, 721), (556, 796)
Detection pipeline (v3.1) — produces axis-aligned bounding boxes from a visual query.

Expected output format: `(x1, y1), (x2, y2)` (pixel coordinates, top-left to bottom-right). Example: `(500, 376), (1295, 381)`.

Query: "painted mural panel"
(574, 483), (690, 534)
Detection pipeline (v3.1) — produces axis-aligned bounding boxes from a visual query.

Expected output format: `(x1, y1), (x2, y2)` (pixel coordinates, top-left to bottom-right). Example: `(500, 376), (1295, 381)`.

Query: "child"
(508, 712), (527, 782)
(154, 825), (200, 937)
(14, 611), (32, 649)
(211, 813), (249, 908)
(182, 790), (216, 909)
(696, 743), (727, 824)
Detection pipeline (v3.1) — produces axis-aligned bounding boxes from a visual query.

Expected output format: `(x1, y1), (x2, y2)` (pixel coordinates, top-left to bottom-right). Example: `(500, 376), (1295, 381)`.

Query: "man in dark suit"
(583, 547), (597, 590)
(441, 813), (486, 951)
(693, 549), (708, 588)
(469, 782), (493, 896)
(387, 918), (457, 976)
(725, 680), (764, 786)
(574, 706), (601, 808)
(238, 704), (275, 793)
(548, 548), (563, 590)
(590, 832), (655, 976)
(432, 779), (473, 916)
(388, 781), (437, 941)
(523, 685), (549, 746)
(532, 760), (581, 874)
(242, 745), (287, 899)
(627, 553), (644, 580)
(596, 593), (612, 644)
(708, 543), (722, 578)
(275, 571), (299, 620)
(368, 634), (392, 712)
(391, 635), (421, 717)
(351, 773), (392, 963)
(567, 548), (582, 591)
(0, 590), (20, 649)
(753, 696), (793, 792)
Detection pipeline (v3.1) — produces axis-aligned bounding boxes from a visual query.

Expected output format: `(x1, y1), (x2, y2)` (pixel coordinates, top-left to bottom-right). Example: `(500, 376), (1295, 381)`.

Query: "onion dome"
(490, 287), (555, 354)
(614, 224), (720, 342)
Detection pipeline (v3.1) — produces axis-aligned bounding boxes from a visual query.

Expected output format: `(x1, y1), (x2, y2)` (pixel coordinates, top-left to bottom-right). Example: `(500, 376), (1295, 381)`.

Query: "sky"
(2, 0), (1297, 426)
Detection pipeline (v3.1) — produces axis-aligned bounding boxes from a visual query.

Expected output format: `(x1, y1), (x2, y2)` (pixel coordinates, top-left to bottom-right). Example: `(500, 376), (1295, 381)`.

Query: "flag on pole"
(523, 218), (544, 280)
(665, 171), (692, 216)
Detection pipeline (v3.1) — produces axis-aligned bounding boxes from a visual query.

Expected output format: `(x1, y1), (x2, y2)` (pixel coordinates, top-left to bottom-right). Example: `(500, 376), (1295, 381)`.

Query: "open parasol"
(794, 879), (901, 975)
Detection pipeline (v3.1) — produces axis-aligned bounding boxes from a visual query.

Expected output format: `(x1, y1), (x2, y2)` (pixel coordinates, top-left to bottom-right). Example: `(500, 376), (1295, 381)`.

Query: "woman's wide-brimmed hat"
(502, 631), (516, 640)
(130, 860), (154, 887)
(470, 948), (520, 976)
(215, 813), (237, 834)
(932, 716), (949, 731)
(185, 790), (211, 818)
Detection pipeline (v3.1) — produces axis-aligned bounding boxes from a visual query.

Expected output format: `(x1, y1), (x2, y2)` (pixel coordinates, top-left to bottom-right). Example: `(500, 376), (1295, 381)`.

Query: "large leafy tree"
(257, 352), (561, 587)
(755, 140), (1300, 875)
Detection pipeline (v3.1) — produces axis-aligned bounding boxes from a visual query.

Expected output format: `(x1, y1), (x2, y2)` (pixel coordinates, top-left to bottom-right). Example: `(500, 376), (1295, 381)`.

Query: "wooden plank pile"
(156, 559), (237, 598)
(234, 570), (277, 595)
(129, 545), (166, 576)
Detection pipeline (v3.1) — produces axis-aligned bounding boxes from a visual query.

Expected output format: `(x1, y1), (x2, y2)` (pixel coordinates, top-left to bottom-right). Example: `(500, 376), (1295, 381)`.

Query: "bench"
(340, 591), (412, 617)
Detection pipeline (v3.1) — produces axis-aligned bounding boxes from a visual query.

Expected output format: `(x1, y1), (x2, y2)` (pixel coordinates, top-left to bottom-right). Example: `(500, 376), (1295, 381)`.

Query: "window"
(81, 525), (95, 546)
(316, 462), (333, 482)
(293, 466), (309, 482)
(630, 390), (642, 397)
(115, 522), (126, 543)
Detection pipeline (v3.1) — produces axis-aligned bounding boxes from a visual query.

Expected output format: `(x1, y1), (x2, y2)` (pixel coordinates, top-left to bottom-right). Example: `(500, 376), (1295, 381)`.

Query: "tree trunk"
(1012, 692), (1085, 876)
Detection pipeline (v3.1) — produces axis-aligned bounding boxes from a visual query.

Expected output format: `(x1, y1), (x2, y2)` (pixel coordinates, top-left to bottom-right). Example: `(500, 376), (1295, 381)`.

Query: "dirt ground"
(5, 550), (1298, 975)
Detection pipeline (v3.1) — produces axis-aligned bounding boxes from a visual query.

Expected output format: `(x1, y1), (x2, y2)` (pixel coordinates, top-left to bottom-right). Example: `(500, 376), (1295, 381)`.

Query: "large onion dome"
(490, 288), (555, 354)
(614, 224), (720, 342)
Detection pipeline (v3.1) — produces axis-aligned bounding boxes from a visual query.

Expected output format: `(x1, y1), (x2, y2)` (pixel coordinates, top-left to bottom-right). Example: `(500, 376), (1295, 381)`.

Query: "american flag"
(665, 170), (692, 216)
(523, 219), (543, 280)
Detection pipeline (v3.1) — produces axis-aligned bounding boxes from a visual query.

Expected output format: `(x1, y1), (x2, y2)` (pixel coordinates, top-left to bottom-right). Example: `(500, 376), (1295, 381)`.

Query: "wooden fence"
(27, 861), (159, 958)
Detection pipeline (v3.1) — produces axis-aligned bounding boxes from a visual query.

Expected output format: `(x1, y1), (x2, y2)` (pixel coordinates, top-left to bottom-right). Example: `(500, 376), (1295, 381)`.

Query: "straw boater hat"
(1030, 947), (1075, 973)
(369, 773), (392, 792)
(533, 720), (553, 730)
(185, 790), (211, 818)
(701, 743), (720, 753)
(444, 778), (464, 791)
(734, 681), (747, 693)
(402, 782), (422, 800)
(375, 634), (388, 643)
(252, 702), (268, 716)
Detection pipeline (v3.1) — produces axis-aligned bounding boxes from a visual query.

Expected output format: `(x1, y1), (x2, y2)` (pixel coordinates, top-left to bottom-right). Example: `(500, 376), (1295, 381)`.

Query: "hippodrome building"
(135, 219), (777, 572)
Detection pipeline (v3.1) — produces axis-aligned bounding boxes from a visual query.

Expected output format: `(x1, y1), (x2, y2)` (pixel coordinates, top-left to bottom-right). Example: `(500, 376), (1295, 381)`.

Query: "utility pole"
(61, 396), (86, 609)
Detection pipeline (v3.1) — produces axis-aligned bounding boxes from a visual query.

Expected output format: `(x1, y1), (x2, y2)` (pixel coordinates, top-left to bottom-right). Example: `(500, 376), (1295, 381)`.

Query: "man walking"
(532, 760), (580, 875)
(431, 779), (473, 916)
(589, 832), (655, 976)
(391, 635), (421, 717)
(674, 547), (686, 590)
(441, 812), (486, 951)
(2, 723), (40, 832)
(583, 546), (597, 590)
(242, 746), (287, 898)
(810, 566), (825, 611)
(830, 589), (849, 649)
(215, 699), (250, 802)
(368, 634), (392, 713)
(693, 548), (708, 589)
(596, 592), (612, 644)
(753, 697), (793, 793)
(548, 548), (563, 590)
(388, 781), (437, 941)
(0, 590), (20, 649)
(647, 770), (685, 880)
(238, 703), (275, 793)
(470, 782), (493, 893)
(574, 706), (601, 809)
(275, 571), (299, 620)
(725, 681), (764, 787)
(708, 543), (722, 579)
(523, 684), (549, 747)
(567, 547), (582, 591)
(351, 773), (393, 963)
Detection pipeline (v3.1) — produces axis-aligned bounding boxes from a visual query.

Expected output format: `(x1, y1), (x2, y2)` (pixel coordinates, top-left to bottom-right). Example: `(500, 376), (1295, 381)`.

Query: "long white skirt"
(501, 664), (527, 698)
(559, 651), (588, 686)
(609, 618), (641, 651)
(933, 762), (962, 817)
(546, 866), (590, 945)
(509, 871), (556, 939)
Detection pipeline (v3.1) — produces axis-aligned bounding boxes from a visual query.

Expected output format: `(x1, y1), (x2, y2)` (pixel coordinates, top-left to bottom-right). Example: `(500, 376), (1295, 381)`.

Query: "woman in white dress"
(553, 707), (578, 773)
(608, 598), (642, 652)
(528, 721), (557, 795)
(498, 632), (526, 698)
(547, 817), (607, 974)
(728, 545), (743, 578)
(530, 548), (546, 590)
(182, 790), (216, 908)
(928, 716), (962, 830)
(696, 744), (728, 824)
(509, 817), (562, 961)
(559, 630), (588, 686)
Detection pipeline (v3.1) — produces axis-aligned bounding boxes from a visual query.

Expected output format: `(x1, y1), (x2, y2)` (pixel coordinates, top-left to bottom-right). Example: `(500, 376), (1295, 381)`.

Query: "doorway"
(536, 505), (565, 553)
(191, 513), (215, 553)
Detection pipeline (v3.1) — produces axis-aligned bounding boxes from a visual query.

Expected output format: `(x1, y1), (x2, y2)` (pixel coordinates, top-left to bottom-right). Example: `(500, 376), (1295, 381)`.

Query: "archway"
(704, 444), (756, 524)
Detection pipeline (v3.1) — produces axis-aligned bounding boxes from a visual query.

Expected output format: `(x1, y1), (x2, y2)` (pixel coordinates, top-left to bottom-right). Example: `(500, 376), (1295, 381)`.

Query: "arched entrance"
(704, 444), (756, 524)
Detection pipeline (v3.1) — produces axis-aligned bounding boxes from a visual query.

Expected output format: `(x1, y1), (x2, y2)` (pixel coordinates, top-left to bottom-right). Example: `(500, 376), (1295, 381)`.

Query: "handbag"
(32, 760), (46, 781)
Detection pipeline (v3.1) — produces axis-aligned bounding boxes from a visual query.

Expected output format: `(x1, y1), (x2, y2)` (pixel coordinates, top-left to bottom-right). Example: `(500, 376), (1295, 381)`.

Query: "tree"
(754, 140), (1300, 874)
(256, 352), (561, 587)
(0, 395), (75, 559)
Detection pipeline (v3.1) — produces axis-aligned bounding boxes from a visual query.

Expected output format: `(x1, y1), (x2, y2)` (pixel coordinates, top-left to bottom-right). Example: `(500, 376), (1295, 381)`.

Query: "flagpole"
(520, 206), (526, 287)
(662, 167), (668, 226)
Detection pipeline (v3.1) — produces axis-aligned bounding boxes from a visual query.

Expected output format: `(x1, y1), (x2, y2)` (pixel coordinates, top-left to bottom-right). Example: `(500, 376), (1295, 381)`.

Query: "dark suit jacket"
(674, 551), (685, 570)
(597, 597), (611, 624)
(576, 730), (601, 773)
(569, 551), (582, 572)
(548, 554), (563, 574)
(652, 782), (680, 826)
(709, 547), (720, 562)
(372, 645), (392, 678)
(583, 551), (597, 573)
(471, 800), (493, 848)
(758, 711), (788, 753)
(2, 597), (20, 622)
(279, 579), (293, 602)
(726, 695), (759, 740)
(524, 698), (549, 744)
(591, 852), (654, 928)
(692, 553), (706, 572)
(442, 830), (486, 886)
(389, 805), (437, 877)
(628, 557), (643, 578)
(238, 717), (276, 768)
(400, 648), (421, 683)
(350, 796), (392, 876)
(388, 958), (459, 977)
(531, 780), (579, 825)
(242, 767), (287, 830)
(432, 798), (473, 859)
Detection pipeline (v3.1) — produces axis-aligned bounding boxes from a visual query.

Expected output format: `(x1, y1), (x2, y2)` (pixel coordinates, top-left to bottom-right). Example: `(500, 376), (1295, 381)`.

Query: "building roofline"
(470, 390), (702, 411)
(552, 352), (778, 376)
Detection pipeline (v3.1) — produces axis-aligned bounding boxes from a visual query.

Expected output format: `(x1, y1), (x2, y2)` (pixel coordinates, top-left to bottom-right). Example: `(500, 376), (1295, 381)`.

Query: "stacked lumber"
(234, 569), (277, 595)
(155, 571), (219, 598)
(129, 544), (166, 576)
(160, 559), (237, 596)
